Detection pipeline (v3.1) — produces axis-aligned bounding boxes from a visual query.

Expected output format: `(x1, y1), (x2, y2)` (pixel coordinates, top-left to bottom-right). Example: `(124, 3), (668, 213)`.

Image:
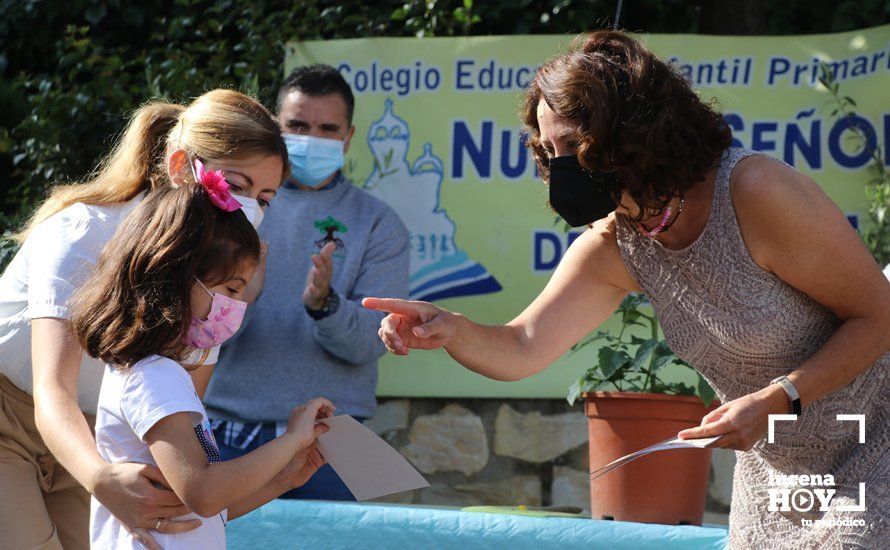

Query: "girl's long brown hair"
(523, 31), (732, 221)
(15, 89), (287, 243)
(70, 181), (261, 367)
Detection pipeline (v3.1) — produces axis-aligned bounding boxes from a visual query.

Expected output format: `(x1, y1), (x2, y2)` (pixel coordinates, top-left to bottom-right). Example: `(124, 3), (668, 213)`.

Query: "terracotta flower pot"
(585, 391), (719, 525)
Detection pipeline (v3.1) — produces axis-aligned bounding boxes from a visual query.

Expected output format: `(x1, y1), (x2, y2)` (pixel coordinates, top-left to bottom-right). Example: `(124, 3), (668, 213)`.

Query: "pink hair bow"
(194, 159), (242, 212)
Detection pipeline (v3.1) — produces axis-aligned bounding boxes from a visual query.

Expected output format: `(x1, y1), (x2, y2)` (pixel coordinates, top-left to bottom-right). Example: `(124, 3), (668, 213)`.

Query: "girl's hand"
(277, 443), (327, 490)
(362, 298), (458, 355)
(677, 385), (790, 450)
(285, 397), (334, 449)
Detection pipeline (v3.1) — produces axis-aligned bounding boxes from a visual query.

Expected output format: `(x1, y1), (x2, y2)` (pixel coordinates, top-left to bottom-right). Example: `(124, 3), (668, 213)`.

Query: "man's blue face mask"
(283, 134), (345, 187)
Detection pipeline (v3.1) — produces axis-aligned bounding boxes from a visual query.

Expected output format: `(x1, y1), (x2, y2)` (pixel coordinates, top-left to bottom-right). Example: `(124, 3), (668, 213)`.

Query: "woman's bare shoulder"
(566, 214), (640, 292)
(730, 152), (854, 271)
(730, 153), (823, 210)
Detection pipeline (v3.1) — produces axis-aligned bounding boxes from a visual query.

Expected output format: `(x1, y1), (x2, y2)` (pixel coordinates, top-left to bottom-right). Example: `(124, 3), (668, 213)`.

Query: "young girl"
(71, 162), (333, 549)
(0, 89), (286, 549)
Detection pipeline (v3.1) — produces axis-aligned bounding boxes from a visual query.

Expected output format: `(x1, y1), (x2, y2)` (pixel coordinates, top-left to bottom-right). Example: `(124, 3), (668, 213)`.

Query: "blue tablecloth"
(228, 500), (728, 549)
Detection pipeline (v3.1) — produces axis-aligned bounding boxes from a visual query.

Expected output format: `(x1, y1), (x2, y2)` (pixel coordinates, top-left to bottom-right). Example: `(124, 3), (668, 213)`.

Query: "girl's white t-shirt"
(0, 196), (218, 414)
(92, 355), (226, 550)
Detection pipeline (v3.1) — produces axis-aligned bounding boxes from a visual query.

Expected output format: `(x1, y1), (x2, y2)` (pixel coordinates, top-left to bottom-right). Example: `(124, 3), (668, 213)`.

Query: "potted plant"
(567, 293), (718, 525)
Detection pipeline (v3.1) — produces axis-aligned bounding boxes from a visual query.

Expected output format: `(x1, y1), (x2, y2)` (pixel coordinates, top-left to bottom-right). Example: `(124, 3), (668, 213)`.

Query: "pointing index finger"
(362, 297), (418, 316)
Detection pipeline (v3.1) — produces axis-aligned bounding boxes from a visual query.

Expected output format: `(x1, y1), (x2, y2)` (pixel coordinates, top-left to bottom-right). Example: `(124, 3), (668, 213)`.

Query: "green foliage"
(1, 0), (888, 274)
(763, 0), (890, 34)
(566, 294), (716, 407)
(0, 0), (592, 252)
(817, 62), (890, 266)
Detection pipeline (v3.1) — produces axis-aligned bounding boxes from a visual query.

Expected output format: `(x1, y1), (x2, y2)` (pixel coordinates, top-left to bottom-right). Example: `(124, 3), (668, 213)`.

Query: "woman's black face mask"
(548, 155), (618, 227)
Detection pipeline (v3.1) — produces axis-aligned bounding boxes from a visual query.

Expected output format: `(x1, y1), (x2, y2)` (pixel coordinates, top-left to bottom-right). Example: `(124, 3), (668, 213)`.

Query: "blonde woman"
(0, 89), (287, 550)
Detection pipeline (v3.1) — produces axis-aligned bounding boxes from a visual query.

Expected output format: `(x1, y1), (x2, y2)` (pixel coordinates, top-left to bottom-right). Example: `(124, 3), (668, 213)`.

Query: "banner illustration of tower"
(363, 99), (502, 302)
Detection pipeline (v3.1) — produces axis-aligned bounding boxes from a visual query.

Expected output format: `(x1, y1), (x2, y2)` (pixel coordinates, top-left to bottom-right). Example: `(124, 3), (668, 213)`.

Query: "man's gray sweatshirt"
(205, 175), (410, 421)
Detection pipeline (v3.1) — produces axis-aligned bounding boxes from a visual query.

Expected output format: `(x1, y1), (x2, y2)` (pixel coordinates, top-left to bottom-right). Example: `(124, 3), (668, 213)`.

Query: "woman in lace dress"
(365, 31), (889, 548)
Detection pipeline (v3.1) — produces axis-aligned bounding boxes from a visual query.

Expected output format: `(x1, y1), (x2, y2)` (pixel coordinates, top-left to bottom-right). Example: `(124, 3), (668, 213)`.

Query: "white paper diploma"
(588, 435), (722, 481)
(316, 415), (430, 501)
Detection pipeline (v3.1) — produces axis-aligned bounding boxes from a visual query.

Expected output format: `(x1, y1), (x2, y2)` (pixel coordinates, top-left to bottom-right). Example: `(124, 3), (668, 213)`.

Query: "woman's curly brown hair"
(523, 30), (732, 221)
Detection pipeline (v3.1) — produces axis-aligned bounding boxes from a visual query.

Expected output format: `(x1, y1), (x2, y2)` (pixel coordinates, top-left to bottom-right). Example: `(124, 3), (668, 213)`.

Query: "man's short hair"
(277, 64), (355, 125)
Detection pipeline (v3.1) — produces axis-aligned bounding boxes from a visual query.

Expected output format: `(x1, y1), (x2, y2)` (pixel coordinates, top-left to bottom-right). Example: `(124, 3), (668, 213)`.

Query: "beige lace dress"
(614, 148), (889, 549)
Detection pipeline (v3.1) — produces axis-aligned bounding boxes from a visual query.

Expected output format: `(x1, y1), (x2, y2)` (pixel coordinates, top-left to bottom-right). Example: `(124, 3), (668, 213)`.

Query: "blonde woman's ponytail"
(14, 89), (286, 243)
(14, 101), (184, 242)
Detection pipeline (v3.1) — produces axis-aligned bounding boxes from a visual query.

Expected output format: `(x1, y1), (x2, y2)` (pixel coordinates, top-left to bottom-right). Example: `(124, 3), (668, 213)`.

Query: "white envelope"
(588, 435), (722, 481)
(317, 415), (430, 501)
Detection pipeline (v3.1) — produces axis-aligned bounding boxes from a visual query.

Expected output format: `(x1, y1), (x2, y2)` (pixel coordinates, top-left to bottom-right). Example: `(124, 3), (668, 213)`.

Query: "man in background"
(205, 64), (410, 500)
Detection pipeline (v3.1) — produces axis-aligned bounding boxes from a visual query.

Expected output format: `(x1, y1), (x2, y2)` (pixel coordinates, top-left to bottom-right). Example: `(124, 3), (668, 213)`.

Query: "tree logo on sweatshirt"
(314, 215), (348, 251)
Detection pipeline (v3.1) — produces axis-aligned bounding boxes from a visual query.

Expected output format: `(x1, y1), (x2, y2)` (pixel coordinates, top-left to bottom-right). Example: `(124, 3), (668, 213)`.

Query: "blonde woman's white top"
(0, 195), (218, 414)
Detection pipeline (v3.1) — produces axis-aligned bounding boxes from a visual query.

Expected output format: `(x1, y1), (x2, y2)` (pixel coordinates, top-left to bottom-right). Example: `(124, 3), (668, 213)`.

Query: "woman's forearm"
(788, 316), (890, 407)
(679, 314), (888, 449)
(31, 317), (106, 492)
(441, 231), (631, 381)
(443, 285), (625, 381)
(443, 316), (545, 382)
(33, 383), (106, 491)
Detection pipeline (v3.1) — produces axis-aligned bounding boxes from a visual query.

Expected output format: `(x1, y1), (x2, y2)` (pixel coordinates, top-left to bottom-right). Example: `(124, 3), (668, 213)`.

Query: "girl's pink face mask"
(183, 279), (247, 349)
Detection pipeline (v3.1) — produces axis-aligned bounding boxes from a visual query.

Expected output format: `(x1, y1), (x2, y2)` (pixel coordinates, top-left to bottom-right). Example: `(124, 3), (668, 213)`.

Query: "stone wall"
(368, 397), (735, 524)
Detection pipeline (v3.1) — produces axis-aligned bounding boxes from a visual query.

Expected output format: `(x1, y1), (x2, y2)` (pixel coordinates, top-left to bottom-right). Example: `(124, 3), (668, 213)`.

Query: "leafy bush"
(567, 294), (717, 406)
(817, 62), (890, 266)
(1, 0), (888, 274)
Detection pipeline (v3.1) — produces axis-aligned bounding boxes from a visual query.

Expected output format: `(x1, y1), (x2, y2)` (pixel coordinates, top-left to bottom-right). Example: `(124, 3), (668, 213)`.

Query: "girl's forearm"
(788, 316), (889, 406)
(226, 476), (291, 520)
(184, 434), (300, 517)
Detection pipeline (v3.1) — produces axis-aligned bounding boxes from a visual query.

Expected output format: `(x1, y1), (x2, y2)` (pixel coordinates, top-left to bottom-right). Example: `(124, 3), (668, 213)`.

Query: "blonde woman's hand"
(92, 462), (201, 549)
(362, 298), (459, 355)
